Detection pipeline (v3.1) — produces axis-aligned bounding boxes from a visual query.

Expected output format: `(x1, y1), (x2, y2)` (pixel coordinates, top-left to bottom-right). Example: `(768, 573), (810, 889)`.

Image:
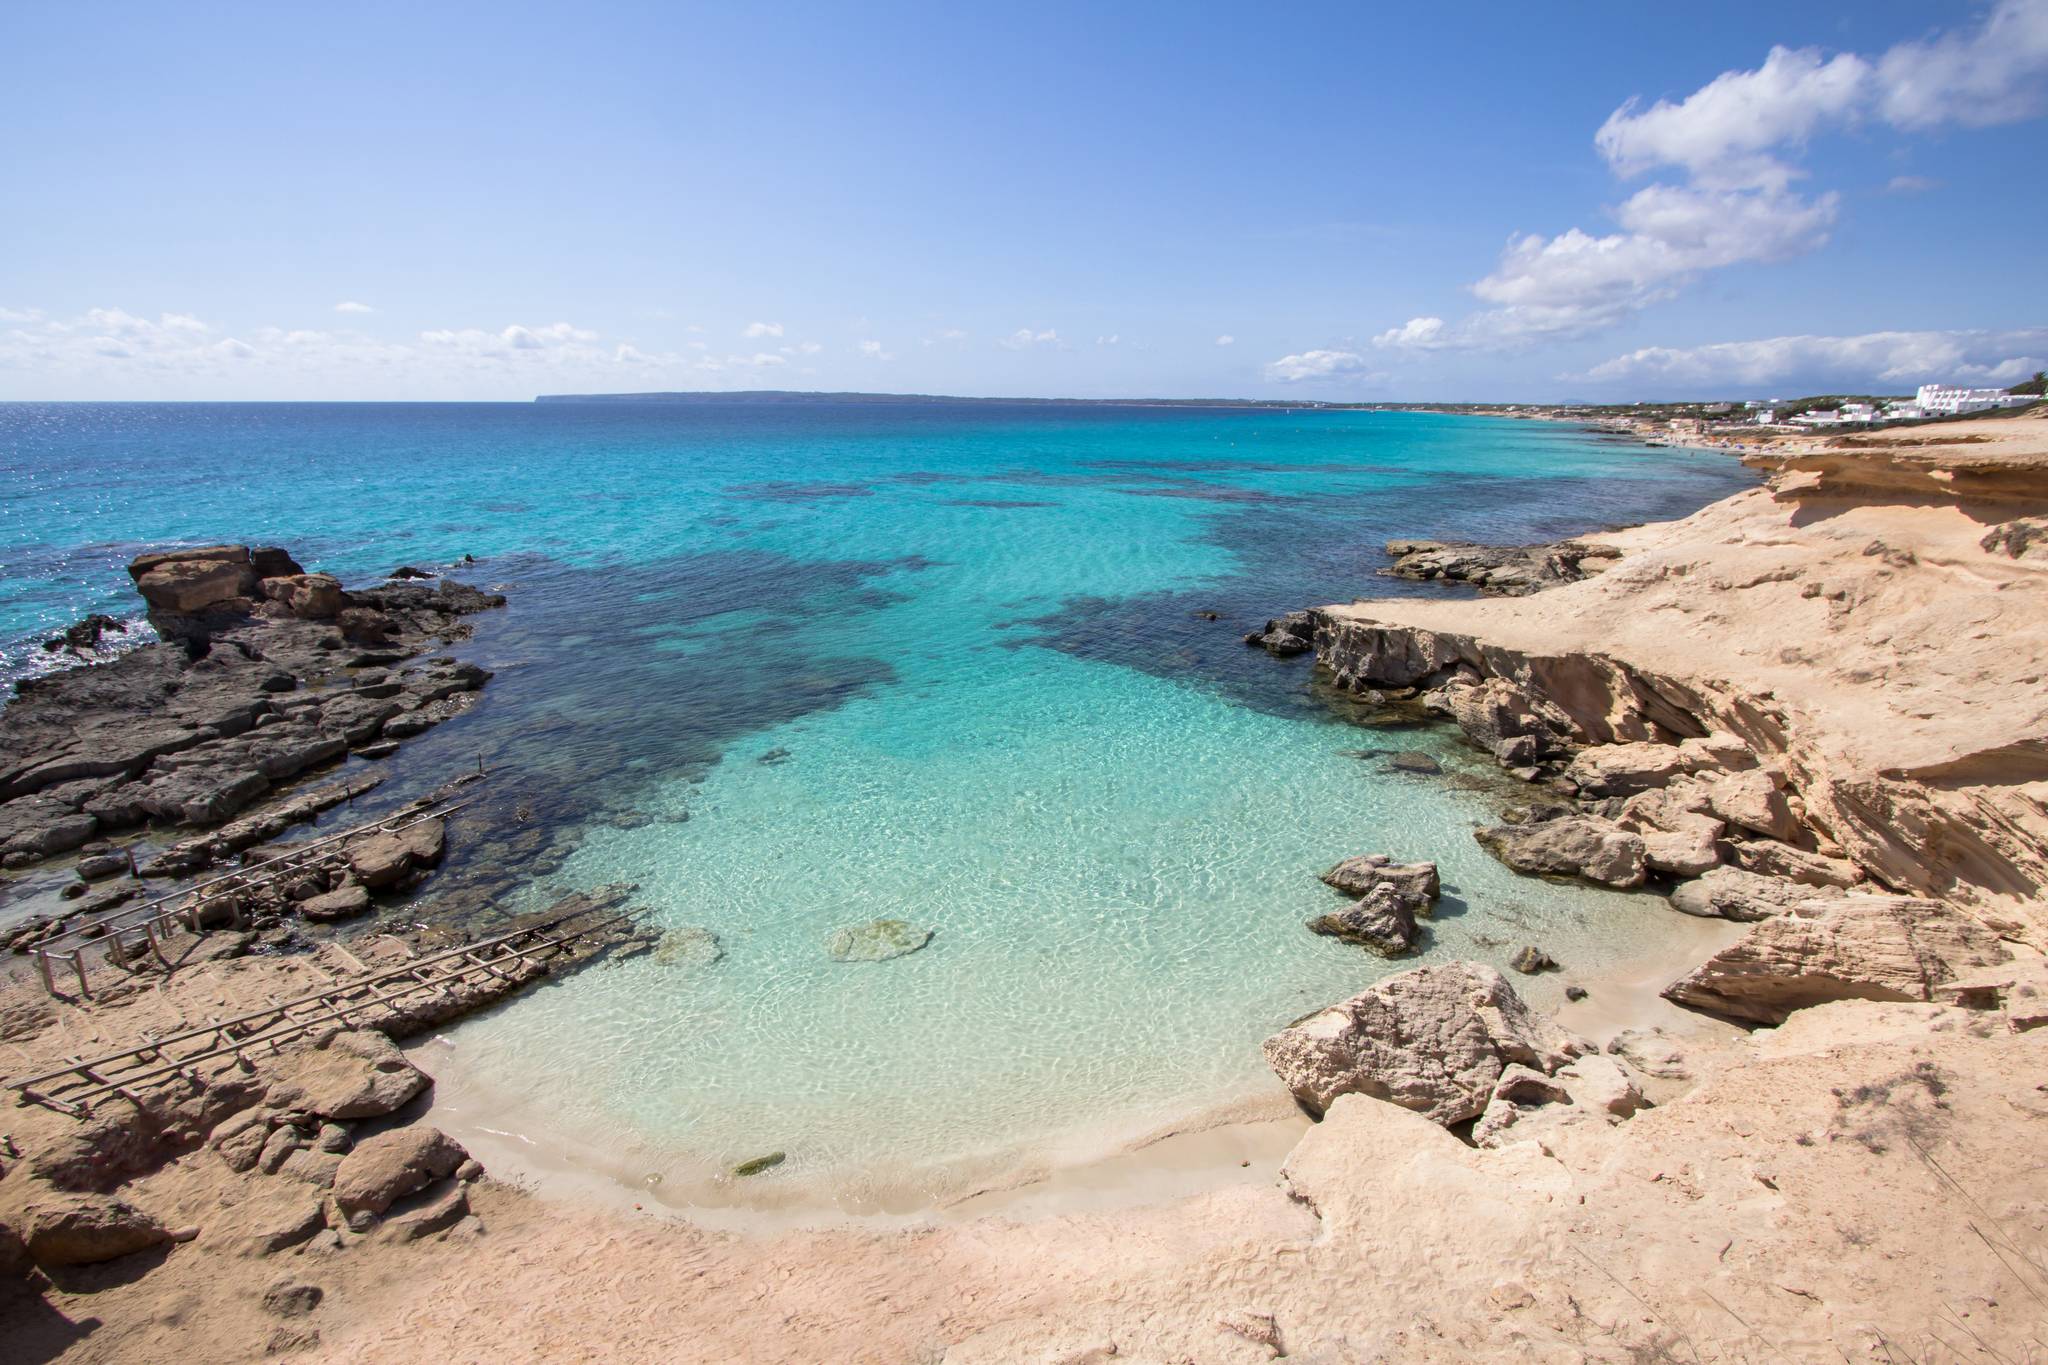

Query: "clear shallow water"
(0, 402), (1756, 1207)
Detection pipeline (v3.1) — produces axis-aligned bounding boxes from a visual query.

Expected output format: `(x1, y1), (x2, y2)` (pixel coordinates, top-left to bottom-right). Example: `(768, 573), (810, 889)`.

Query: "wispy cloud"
(333, 300), (374, 315)
(0, 305), (804, 398)
(1884, 174), (1940, 195)
(1214, 334), (1234, 347)
(858, 339), (893, 360)
(998, 327), (1062, 350)
(1581, 326), (2048, 388)
(743, 321), (783, 338)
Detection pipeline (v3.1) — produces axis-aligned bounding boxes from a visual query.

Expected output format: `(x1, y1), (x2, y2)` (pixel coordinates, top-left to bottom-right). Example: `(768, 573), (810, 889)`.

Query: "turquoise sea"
(0, 401), (1754, 1208)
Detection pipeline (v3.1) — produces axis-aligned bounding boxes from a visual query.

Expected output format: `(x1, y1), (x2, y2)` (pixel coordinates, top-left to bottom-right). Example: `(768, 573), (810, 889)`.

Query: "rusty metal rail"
(27, 788), (479, 999)
(6, 904), (631, 1117)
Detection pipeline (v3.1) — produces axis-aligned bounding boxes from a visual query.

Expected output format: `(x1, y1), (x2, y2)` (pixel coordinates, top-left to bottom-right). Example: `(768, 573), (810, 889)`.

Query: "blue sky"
(2, 0), (2044, 401)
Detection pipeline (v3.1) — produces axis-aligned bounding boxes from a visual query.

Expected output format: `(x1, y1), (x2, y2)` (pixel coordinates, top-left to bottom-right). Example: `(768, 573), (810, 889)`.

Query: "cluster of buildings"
(1745, 384), (2036, 428)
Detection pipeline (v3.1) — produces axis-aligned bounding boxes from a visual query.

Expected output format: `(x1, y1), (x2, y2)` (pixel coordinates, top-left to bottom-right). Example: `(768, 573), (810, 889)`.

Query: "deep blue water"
(0, 401), (1756, 1209)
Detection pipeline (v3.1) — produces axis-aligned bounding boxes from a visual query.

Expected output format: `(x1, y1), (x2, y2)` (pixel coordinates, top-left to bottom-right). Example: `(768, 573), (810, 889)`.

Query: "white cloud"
(998, 327), (1061, 350)
(858, 339), (893, 360)
(1581, 327), (2048, 389)
(1378, 1), (2048, 352)
(1595, 46), (1870, 192)
(1265, 349), (1379, 383)
(1214, 334), (1235, 347)
(0, 306), (47, 323)
(334, 301), (374, 314)
(796, 341), (822, 355)
(1095, 333), (1119, 346)
(1371, 316), (1448, 350)
(1876, 0), (2048, 129)
(1884, 174), (1940, 195)
(0, 305), (745, 398)
(742, 321), (783, 338)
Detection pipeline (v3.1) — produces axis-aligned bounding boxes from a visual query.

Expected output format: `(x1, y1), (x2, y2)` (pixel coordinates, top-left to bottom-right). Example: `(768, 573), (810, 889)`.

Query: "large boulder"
(1262, 961), (1587, 1123)
(1307, 883), (1419, 957)
(135, 557), (257, 614)
(260, 573), (347, 621)
(332, 1126), (468, 1220)
(1662, 894), (2011, 1024)
(1616, 783), (1726, 877)
(1705, 769), (1802, 842)
(1563, 742), (1688, 797)
(264, 1031), (431, 1120)
(1668, 866), (1833, 922)
(0, 1185), (173, 1267)
(1427, 677), (1574, 764)
(1725, 837), (1865, 888)
(1473, 816), (1647, 888)
(346, 832), (413, 888)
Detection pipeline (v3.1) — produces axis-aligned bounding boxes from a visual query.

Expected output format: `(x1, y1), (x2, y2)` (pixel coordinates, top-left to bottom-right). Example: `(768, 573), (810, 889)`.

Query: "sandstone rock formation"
(1662, 893), (2011, 1024)
(333, 1126), (470, 1222)
(1262, 961), (1586, 1122)
(1473, 814), (1647, 887)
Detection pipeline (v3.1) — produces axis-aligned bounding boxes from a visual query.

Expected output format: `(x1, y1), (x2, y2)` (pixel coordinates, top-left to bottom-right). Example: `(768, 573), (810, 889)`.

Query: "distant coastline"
(533, 388), (1373, 409)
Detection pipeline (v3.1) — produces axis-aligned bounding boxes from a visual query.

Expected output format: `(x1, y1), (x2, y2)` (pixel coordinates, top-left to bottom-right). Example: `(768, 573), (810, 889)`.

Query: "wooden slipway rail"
(6, 903), (630, 1118)
(27, 786), (479, 999)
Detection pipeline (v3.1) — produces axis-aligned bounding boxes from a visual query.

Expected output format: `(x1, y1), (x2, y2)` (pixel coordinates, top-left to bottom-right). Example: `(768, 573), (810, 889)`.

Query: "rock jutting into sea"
(0, 544), (504, 883)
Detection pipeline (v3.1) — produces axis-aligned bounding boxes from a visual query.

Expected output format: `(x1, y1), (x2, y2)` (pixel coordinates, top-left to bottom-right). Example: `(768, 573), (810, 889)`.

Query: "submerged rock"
(730, 1151), (786, 1178)
(826, 919), (933, 962)
(654, 927), (724, 969)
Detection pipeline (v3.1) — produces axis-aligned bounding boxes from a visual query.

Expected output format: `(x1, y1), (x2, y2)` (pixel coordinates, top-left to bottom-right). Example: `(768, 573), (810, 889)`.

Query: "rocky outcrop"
(1380, 538), (1620, 597)
(1242, 611), (1316, 656)
(1662, 894), (2011, 1024)
(1262, 961), (1587, 1123)
(0, 544), (502, 876)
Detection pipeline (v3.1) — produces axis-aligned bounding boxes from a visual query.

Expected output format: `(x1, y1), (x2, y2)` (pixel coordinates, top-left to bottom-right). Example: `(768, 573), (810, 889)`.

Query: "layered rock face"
(0, 545), (503, 875)
(1295, 414), (2048, 935)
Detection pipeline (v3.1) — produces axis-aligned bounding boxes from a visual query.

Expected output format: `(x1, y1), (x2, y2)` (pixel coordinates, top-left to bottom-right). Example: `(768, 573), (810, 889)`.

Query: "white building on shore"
(1916, 384), (2034, 415)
